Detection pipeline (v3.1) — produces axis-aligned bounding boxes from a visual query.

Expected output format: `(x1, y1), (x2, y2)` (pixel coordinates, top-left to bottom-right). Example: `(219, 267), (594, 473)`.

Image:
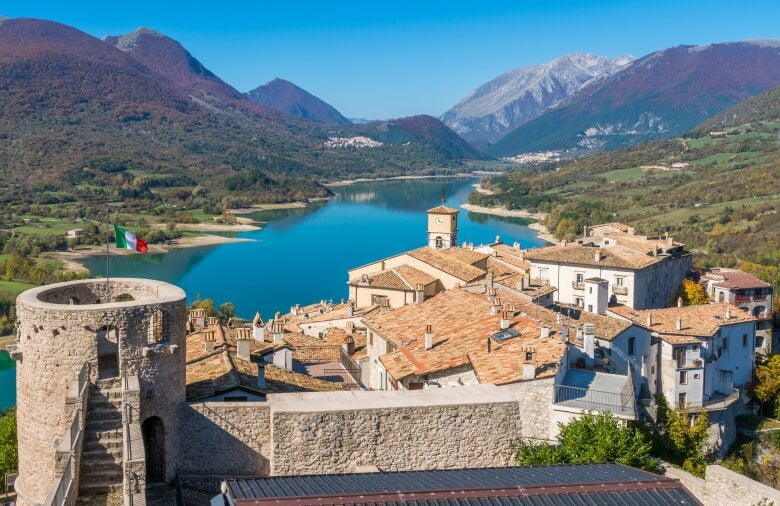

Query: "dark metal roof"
(223, 464), (701, 505)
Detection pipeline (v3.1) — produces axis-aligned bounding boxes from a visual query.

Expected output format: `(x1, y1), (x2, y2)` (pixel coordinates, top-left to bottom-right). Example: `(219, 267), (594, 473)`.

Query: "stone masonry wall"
(178, 403), (272, 476)
(665, 464), (780, 506)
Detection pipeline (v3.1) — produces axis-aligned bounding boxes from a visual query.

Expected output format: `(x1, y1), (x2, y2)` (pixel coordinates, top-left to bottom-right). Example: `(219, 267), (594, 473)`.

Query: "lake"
(82, 177), (547, 319)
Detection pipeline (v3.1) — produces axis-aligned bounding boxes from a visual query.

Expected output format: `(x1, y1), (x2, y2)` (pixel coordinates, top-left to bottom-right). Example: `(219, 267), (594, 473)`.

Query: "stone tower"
(12, 278), (186, 504)
(427, 206), (459, 250)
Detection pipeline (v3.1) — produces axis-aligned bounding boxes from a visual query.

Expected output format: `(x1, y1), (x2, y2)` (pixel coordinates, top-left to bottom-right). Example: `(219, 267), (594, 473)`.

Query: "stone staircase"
(78, 378), (124, 499)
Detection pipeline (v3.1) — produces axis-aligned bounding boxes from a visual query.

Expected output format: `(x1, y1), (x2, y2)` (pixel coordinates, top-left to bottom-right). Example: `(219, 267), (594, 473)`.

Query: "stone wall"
(268, 384), (523, 475)
(665, 464), (780, 506)
(178, 402), (272, 476)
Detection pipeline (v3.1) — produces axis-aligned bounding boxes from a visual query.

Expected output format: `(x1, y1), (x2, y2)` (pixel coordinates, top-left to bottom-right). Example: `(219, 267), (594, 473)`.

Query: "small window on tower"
(435, 236), (443, 249)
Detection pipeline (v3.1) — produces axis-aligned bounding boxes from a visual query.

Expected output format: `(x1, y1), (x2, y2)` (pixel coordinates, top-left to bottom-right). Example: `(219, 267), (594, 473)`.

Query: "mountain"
(105, 27), (275, 117)
(488, 40), (780, 157)
(441, 53), (632, 143)
(471, 84), (780, 269)
(0, 18), (484, 209)
(246, 78), (351, 125)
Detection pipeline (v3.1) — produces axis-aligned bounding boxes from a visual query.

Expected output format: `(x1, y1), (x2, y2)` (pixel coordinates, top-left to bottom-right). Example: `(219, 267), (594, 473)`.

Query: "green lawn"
(0, 280), (37, 297)
(12, 220), (84, 236)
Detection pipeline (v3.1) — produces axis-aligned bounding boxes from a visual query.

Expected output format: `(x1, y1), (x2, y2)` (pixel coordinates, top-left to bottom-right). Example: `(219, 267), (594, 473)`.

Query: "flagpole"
(105, 219), (110, 300)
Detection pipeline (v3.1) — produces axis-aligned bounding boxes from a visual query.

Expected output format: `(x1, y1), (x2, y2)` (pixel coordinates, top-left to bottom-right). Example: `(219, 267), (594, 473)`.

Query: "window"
(587, 304), (593, 313)
(678, 393), (687, 409)
(435, 236), (443, 249)
(718, 292), (725, 303)
(372, 295), (387, 306)
(743, 334), (748, 347)
(679, 370), (688, 384)
(615, 276), (625, 286)
(148, 309), (164, 344)
(757, 336), (765, 348)
(408, 382), (424, 390)
(576, 272), (584, 283)
(673, 347), (685, 367)
(575, 297), (584, 308)
(651, 365), (655, 374)
(538, 268), (549, 284)
(723, 336), (729, 351)
(627, 336), (635, 356)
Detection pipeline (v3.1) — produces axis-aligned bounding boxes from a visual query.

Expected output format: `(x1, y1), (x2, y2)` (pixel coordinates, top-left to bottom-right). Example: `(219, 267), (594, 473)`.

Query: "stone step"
(89, 390), (123, 402)
(87, 407), (123, 421)
(94, 377), (122, 389)
(85, 427), (123, 444)
(77, 481), (123, 496)
(86, 417), (122, 431)
(88, 397), (123, 409)
(81, 447), (122, 463)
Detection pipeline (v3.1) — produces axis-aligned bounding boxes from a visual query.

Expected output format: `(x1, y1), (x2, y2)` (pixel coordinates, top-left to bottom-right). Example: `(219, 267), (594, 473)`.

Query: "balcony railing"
(554, 384), (635, 417)
(572, 281), (584, 290)
(734, 294), (768, 303)
(679, 388), (739, 410)
(611, 285), (628, 295)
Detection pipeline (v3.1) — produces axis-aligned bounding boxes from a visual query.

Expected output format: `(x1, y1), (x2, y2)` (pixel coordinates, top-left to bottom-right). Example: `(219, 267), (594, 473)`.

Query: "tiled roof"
(608, 303), (757, 344)
(367, 289), (562, 381)
(494, 273), (557, 300)
(427, 205), (459, 215)
(524, 244), (659, 269)
(489, 245), (531, 271)
(408, 247), (487, 282)
(347, 265), (438, 291)
(468, 334), (565, 385)
(714, 271), (771, 290)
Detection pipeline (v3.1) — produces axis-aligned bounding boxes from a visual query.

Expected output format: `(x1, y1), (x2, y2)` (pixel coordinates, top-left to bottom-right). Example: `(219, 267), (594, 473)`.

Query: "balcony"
(554, 369), (635, 418)
(611, 285), (628, 296)
(572, 281), (585, 290)
(679, 388), (739, 411)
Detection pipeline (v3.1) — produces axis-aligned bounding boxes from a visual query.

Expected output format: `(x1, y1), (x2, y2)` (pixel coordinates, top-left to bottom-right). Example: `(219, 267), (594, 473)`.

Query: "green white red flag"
(114, 224), (148, 253)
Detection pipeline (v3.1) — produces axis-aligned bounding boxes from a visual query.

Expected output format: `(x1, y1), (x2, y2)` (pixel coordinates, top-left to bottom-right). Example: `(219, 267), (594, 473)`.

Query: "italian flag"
(114, 225), (148, 253)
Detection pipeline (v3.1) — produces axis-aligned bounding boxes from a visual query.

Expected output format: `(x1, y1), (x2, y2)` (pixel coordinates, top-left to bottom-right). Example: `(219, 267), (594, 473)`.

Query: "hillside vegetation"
(471, 85), (780, 281)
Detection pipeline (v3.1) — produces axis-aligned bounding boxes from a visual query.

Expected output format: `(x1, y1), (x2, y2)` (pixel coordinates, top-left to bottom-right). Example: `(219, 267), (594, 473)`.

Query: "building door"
(142, 417), (166, 483)
(96, 325), (119, 379)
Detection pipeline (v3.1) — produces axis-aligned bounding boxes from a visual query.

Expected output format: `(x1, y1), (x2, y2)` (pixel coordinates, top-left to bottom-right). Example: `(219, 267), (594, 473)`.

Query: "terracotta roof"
(524, 244), (659, 269)
(713, 271), (771, 290)
(494, 273), (557, 300)
(367, 289), (562, 381)
(468, 335), (565, 385)
(489, 245), (531, 271)
(608, 303), (757, 345)
(427, 205), (459, 215)
(408, 247), (487, 282)
(347, 265), (438, 291)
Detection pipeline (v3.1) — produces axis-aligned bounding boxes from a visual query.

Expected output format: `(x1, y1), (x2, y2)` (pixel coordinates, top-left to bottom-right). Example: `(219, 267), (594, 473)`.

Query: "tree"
(192, 298), (216, 317)
(677, 279), (708, 306)
(0, 408), (17, 477)
(653, 396), (709, 477)
(516, 411), (659, 472)
(753, 355), (780, 417)
(217, 302), (236, 322)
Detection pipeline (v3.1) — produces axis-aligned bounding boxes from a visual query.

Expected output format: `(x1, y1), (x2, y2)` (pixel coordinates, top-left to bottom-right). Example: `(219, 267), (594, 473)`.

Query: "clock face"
(434, 217), (444, 225)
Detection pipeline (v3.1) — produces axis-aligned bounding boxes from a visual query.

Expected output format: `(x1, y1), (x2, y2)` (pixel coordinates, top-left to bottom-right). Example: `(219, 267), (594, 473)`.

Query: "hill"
(246, 78), (351, 125)
(441, 53), (632, 143)
(471, 85), (780, 274)
(488, 41), (780, 157)
(0, 18), (484, 213)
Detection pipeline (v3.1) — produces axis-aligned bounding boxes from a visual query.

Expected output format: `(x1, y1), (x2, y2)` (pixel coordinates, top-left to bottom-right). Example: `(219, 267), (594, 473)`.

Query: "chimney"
(380, 298), (391, 313)
(253, 312), (265, 341)
(257, 362), (266, 390)
(495, 235), (501, 244)
(203, 330), (215, 353)
(556, 313), (564, 325)
(415, 283), (425, 304)
(346, 301), (354, 317)
(491, 298), (503, 315)
(512, 242), (520, 250)
(540, 326), (550, 339)
(486, 271), (494, 288)
(236, 329), (251, 362)
(676, 318), (682, 331)
(582, 323), (595, 365)
(646, 314), (653, 328)
(522, 347), (536, 380)
(677, 297), (683, 308)
(424, 324), (433, 350)
(594, 250), (603, 262)
(344, 334), (355, 355)
(208, 316), (218, 327)
(725, 306), (732, 319)
(500, 311), (510, 330)
(345, 321), (355, 335)
(273, 322), (284, 343)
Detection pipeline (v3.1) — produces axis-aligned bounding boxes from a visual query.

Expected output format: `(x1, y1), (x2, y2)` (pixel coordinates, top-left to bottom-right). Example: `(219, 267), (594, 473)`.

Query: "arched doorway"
(97, 325), (119, 379)
(142, 416), (166, 483)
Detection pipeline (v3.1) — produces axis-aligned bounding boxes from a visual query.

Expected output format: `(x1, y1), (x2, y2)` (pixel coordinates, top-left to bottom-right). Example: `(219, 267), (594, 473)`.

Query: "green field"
(0, 280), (37, 297)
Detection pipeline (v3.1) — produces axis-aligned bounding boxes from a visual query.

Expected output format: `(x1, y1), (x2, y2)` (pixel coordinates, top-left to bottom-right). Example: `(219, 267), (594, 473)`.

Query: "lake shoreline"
(327, 173), (474, 187)
(460, 204), (557, 244)
(47, 234), (254, 274)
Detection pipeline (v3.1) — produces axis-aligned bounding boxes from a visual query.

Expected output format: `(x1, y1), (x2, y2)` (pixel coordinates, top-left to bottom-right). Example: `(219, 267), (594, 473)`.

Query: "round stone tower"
(13, 278), (186, 504)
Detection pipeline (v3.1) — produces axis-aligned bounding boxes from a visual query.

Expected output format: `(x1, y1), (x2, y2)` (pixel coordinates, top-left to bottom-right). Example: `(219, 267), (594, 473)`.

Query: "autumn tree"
(677, 279), (709, 306)
(653, 396), (709, 477)
(753, 355), (780, 417)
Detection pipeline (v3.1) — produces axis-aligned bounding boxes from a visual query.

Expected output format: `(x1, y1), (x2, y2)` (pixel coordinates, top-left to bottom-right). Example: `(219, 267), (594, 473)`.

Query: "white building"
(524, 223), (692, 310)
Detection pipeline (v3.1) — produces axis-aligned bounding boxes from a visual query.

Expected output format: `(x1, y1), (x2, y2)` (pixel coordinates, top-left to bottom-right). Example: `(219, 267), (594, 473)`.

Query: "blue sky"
(2, 1), (779, 119)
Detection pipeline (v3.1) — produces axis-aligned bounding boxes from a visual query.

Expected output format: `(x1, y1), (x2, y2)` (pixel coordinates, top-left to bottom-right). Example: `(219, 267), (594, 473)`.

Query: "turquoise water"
(82, 177), (547, 319)
(0, 351), (15, 410)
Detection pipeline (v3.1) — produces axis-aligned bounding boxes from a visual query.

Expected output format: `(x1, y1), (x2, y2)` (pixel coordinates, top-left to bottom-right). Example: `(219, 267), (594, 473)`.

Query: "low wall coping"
(268, 384), (517, 413)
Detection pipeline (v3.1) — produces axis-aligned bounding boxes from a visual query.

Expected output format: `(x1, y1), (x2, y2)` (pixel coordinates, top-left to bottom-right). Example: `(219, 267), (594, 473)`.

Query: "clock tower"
(427, 206), (459, 249)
